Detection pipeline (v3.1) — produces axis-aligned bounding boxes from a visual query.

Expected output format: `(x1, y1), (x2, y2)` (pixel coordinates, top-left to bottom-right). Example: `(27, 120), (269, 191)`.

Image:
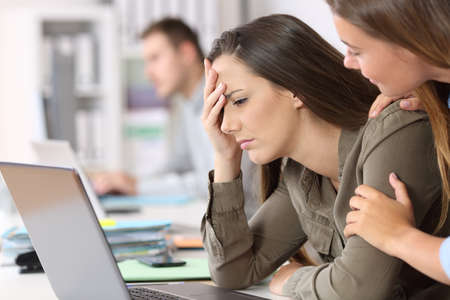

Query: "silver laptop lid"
(0, 162), (130, 300)
(31, 140), (105, 219)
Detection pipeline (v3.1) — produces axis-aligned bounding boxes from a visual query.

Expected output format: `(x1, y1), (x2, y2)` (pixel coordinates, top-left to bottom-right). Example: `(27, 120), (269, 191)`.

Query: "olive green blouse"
(201, 103), (450, 299)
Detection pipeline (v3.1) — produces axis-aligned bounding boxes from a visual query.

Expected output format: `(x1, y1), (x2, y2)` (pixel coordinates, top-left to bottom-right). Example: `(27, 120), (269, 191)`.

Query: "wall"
(0, 0), (96, 7)
(218, 0), (247, 33)
(247, 0), (345, 53)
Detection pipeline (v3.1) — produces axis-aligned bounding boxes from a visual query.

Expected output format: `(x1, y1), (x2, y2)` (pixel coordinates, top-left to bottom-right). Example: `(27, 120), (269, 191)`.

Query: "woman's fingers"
(399, 98), (424, 111)
(389, 173), (410, 206)
(203, 64), (218, 100)
(205, 94), (226, 127)
(346, 209), (361, 224)
(204, 58), (211, 79)
(202, 58), (227, 126)
(344, 223), (357, 238)
(369, 94), (396, 118)
(354, 184), (380, 200)
(370, 93), (423, 118)
(202, 82), (226, 121)
(344, 208), (364, 238)
(349, 195), (366, 210)
(388, 173), (415, 225)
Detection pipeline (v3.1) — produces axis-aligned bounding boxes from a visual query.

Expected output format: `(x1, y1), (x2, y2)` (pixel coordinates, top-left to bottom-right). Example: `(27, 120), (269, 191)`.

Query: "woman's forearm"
(394, 228), (450, 285)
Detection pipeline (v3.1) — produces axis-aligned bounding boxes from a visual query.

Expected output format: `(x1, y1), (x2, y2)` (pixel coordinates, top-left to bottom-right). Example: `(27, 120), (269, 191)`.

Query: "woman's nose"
(220, 105), (239, 134)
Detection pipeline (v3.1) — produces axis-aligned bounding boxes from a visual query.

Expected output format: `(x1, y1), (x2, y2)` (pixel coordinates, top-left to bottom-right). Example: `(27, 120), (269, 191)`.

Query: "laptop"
(31, 140), (140, 215)
(31, 140), (106, 219)
(0, 162), (267, 300)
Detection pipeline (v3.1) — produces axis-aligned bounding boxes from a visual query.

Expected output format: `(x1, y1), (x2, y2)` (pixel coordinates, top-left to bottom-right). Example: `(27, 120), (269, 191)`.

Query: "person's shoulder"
(362, 102), (431, 148)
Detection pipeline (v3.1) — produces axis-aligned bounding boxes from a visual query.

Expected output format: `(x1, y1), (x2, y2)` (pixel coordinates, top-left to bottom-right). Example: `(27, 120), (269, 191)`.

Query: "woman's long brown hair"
(326, 0), (450, 232)
(207, 14), (378, 201)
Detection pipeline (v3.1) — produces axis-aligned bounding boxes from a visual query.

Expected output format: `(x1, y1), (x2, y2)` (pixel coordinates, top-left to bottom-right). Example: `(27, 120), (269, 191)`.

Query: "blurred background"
(0, 0), (343, 216)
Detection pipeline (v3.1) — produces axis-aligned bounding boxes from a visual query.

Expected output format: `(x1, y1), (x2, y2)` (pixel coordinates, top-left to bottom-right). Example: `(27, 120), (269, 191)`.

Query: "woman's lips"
(238, 139), (254, 150)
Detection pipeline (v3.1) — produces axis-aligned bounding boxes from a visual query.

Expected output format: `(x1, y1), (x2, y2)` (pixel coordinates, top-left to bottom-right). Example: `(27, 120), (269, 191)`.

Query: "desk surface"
(0, 200), (290, 300)
(0, 265), (290, 299)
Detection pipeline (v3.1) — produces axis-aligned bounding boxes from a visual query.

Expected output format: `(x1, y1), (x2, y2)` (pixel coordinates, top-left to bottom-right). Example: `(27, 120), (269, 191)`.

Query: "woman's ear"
(292, 94), (304, 109)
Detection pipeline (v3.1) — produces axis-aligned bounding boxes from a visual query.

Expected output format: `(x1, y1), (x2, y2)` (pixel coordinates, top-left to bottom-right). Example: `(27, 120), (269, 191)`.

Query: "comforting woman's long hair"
(326, 0), (450, 232)
(207, 14), (378, 202)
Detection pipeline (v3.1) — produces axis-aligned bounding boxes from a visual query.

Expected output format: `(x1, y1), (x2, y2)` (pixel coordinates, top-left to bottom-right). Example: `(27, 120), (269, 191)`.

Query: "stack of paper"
(0, 219), (172, 264)
(100, 194), (192, 208)
(0, 227), (33, 265)
(102, 220), (171, 260)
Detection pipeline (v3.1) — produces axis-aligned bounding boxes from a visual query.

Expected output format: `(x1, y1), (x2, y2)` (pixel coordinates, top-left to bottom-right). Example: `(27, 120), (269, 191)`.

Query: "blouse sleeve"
(201, 170), (307, 289)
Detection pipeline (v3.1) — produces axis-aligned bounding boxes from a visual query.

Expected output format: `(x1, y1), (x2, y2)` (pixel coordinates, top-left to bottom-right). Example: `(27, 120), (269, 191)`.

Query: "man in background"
(91, 18), (259, 217)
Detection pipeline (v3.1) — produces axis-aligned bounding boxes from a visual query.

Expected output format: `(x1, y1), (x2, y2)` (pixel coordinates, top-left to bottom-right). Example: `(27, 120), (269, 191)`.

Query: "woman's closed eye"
(347, 48), (360, 57)
(232, 98), (248, 106)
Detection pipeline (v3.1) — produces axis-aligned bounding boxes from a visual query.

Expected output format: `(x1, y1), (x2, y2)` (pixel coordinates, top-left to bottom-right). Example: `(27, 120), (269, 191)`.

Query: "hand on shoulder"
(369, 94), (423, 118)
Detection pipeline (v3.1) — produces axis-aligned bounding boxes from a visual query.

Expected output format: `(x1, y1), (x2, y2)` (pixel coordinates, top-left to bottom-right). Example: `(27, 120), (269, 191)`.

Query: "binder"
(118, 258), (210, 282)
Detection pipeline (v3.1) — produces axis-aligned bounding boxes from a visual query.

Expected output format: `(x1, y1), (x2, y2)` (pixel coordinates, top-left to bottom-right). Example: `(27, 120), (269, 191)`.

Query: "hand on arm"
(345, 173), (415, 255)
(369, 93), (423, 118)
(202, 59), (242, 182)
(345, 173), (450, 285)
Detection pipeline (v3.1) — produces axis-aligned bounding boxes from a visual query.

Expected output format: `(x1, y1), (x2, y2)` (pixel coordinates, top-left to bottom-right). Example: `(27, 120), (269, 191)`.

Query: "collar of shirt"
(295, 128), (360, 204)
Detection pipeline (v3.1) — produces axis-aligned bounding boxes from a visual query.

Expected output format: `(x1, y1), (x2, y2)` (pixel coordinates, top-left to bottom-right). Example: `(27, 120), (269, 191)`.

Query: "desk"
(0, 200), (290, 300)
(0, 264), (290, 299)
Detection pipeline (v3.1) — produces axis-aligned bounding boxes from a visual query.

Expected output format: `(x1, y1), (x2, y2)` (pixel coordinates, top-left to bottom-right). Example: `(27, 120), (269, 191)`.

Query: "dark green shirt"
(201, 103), (450, 299)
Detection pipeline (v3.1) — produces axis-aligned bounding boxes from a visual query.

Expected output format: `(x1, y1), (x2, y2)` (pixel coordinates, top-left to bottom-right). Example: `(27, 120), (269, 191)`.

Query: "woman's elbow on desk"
(206, 252), (270, 290)
(209, 266), (261, 290)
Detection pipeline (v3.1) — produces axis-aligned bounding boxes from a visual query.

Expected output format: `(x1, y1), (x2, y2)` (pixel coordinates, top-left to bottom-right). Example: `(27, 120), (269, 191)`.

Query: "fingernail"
(400, 100), (410, 108)
(219, 94), (225, 102)
(390, 172), (398, 180)
(370, 110), (377, 118)
(217, 83), (223, 89)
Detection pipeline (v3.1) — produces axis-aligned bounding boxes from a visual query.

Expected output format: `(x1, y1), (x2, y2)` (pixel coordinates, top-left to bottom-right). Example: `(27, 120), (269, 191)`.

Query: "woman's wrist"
(389, 225), (421, 259)
(213, 153), (242, 183)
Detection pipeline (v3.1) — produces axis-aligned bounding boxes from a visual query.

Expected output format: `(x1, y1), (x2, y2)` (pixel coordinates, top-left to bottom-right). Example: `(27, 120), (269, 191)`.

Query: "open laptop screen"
(0, 162), (130, 300)
(31, 140), (105, 219)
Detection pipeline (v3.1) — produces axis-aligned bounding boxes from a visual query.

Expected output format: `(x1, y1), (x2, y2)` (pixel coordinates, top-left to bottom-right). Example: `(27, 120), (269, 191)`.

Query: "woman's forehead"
(213, 55), (244, 74)
(212, 55), (256, 87)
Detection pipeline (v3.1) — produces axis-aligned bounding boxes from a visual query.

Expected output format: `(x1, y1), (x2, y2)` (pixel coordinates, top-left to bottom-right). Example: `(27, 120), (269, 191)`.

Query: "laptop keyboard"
(129, 287), (191, 300)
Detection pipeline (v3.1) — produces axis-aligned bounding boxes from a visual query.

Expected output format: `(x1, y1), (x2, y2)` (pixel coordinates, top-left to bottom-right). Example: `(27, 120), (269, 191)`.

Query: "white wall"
(219, 0), (245, 34)
(0, 0), (96, 7)
(247, 0), (345, 53)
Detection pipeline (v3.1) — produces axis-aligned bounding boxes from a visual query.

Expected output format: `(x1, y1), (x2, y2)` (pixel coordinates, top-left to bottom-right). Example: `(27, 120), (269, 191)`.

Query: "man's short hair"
(141, 17), (204, 61)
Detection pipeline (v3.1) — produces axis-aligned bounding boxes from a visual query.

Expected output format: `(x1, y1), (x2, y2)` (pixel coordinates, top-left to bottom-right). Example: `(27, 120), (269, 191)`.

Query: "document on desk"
(103, 220), (171, 259)
(2, 220), (173, 263)
(1, 227), (34, 265)
(118, 258), (210, 282)
(100, 195), (193, 207)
